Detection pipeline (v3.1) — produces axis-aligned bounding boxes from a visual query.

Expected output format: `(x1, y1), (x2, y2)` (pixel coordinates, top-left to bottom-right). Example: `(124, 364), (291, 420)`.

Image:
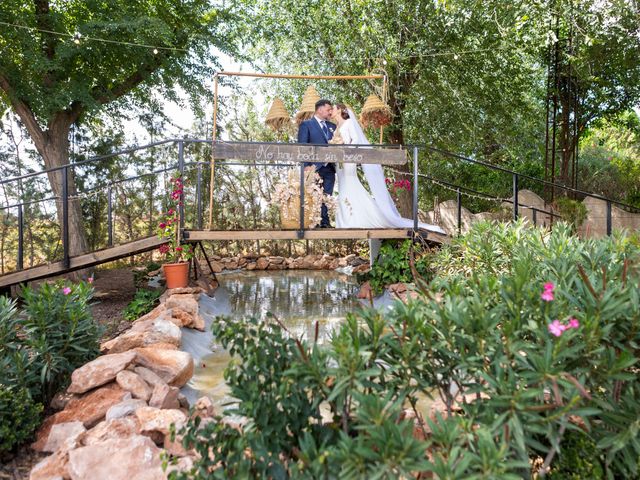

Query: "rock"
(50, 391), (77, 411)
(148, 383), (180, 410)
(165, 294), (199, 316)
(67, 436), (165, 480)
(267, 262), (283, 270)
(165, 456), (195, 476)
(255, 257), (269, 270)
(101, 317), (181, 354)
(387, 282), (408, 295)
(237, 257), (248, 267)
(164, 433), (189, 457)
(226, 261), (238, 270)
(116, 370), (152, 401)
(357, 281), (373, 300)
(329, 259), (340, 270)
(352, 264), (370, 274)
(269, 256), (285, 264)
(133, 366), (166, 389)
(30, 449), (70, 480)
(41, 421), (86, 453)
(177, 393), (190, 409)
(338, 257), (348, 267)
(209, 260), (223, 273)
(246, 262), (257, 270)
(106, 399), (148, 421)
(131, 303), (167, 323)
(194, 396), (215, 418)
(135, 407), (187, 435)
(134, 348), (194, 387)
(79, 416), (141, 446)
(33, 384), (129, 451)
(67, 351), (137, 394)
(160, 287), (204, 303)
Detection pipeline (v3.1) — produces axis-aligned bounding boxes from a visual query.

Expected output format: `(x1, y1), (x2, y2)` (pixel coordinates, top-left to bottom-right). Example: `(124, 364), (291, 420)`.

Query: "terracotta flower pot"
(163, 262), (189, 289)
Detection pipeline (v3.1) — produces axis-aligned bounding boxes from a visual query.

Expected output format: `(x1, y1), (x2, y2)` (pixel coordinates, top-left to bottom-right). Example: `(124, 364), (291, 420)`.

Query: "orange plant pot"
(163, 262), (189, 289)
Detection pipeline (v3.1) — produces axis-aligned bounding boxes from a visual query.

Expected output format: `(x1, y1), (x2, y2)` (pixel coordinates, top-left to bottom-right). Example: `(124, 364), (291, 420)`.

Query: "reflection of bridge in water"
(1, 138), (636, 289)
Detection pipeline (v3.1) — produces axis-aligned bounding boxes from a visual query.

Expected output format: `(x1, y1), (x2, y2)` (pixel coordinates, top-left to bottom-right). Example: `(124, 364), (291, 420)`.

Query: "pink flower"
(548, 320), (567, 337)
(62, 287), (72, 295)
(541, 290), (554, 302)
(568, 317), (580, 329)
(541, 282), (555, 301)
(159, 244), (170, 254)
(159, 222), (167, 229)
(87, 277), (94, 284)
(167, 208), (174, 215)
(175, 246), (183, 252)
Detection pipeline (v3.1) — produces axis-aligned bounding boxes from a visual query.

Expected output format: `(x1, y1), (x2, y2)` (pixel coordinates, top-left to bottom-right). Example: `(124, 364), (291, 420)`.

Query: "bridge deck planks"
(0, 228), (447, 288)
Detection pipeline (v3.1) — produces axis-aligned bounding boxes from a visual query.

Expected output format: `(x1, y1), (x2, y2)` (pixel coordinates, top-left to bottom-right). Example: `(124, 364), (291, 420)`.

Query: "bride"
(331, 103), (445, 234)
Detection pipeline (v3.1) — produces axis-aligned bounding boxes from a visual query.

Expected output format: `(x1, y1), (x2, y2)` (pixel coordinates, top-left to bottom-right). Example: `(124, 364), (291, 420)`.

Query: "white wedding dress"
(335, 114), (445, 234)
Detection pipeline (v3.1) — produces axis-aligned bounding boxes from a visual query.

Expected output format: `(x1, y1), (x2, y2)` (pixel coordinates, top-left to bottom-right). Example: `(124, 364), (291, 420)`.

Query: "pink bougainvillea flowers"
(541, 282), (555, 302)
(62, 286), (72, 295)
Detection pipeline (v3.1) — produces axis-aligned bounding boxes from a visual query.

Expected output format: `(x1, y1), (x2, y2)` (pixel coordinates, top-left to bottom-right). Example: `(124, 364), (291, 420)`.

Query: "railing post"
(196, 163), (202, 230)
(178, 141), (185, 231)
(412, 146), (419, 231)
(17, 204), (24, 270)
(532, 207), (537, 226)
(456, 188), (462, 236)
(606, 201), (612, 236)
(512, 173), (519, 221)
(298, 163), (305, 239)
(107, 186), (113, 247)
(62, 166), (70, 269)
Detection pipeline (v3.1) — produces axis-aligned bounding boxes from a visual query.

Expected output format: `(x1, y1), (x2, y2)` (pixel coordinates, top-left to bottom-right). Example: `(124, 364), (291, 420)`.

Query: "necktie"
(321, 121), (329, 139)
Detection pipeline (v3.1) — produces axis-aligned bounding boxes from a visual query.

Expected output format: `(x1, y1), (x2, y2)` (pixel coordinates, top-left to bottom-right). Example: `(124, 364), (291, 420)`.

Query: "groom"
(297, 99), (336, 228)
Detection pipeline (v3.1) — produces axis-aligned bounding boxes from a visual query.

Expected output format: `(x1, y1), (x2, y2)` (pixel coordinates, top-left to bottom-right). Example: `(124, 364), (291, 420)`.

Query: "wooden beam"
(212, 143), (407, 165)
(0, 236), (167, 288)
(219, 72), (385, 80)
(185, 229), (415, 241)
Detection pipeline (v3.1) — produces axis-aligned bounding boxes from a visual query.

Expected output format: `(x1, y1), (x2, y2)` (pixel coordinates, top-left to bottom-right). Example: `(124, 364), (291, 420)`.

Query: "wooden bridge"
(1, 138), (635, 289)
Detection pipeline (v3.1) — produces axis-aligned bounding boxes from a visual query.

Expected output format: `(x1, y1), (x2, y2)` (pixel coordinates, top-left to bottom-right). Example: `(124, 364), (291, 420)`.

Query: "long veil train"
(345, 108), (445, 234)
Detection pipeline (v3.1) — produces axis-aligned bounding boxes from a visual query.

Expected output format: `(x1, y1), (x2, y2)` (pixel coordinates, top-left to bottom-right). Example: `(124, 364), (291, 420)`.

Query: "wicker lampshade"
(295, 85), (321, 125)
(360, 94), (392, 128)
(265, 97), (291, 131)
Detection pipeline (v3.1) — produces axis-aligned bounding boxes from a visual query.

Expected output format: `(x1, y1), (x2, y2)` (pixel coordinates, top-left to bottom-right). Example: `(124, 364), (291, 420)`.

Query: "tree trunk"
(387, 102), (413, 218)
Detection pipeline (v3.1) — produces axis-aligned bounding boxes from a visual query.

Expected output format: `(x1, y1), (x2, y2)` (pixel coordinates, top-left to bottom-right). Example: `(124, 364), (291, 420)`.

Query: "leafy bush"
(547, 430), (604, 479)
(0, 385), (43, 455)
(364, 239), (432, 294)
(2, 281), (103, 406)
(123, 289), (162, 322)
(553, 197), (589, 232)
(173, 221), (640, 478)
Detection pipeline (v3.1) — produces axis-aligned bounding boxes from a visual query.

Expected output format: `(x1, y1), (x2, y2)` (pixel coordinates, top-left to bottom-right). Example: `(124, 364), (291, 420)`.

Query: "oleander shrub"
(1, 281), (102, 408)
(172, 221), (640, 479)
(0, 385), (43, 455)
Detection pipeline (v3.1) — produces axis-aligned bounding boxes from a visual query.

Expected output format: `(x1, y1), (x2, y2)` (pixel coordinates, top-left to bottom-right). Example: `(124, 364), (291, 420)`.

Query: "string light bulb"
(153, 48), (159, 54)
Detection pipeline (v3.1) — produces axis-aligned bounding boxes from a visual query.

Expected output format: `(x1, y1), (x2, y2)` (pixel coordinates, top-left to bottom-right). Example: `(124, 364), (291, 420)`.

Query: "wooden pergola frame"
(208, 71), (388, 230)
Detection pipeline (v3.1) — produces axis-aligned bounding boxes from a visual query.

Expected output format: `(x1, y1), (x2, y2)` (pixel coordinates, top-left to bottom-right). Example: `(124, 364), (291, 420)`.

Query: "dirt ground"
(0, 267), (138, 478)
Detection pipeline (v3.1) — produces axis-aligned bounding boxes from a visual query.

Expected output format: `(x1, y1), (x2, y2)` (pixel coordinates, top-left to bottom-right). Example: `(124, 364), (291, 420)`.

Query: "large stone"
(255, 257), (269, 270)
(106, 398), (148, 421)
(165, 456), (195, 476)
(148, 383), (180, 410)
(30, 448), (70, 480)
(159, 287), (204, 303)
(79, 416), (141, 446)
(246, 262), (257, 270)
(41, 421), (86, 453)
(116, 370), (152, 401)
(101, 317), (181, 354)
(135, 407), (187, 435)
(67, 351), (137, 394)
(134, 347), (194, 387)
(209, 260), (224, 273)
(68, 436), (165, 480)
(134, 366), (166, 389)
(194, 396), (215, 418)
(33, 384), (129, 451)
(357, 281), (373, 300)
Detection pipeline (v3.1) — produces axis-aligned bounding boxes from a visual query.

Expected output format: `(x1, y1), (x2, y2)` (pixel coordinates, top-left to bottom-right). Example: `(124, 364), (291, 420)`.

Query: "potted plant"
(157, 175), (193, 288)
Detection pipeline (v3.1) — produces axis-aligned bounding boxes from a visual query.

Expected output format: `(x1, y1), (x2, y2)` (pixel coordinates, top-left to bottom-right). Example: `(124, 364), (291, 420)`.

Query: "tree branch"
(0, 73), (45, 145)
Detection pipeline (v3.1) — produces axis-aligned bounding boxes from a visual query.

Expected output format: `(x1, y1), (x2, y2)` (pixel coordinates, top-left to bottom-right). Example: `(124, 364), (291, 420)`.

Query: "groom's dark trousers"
(297, 118), (337, 227)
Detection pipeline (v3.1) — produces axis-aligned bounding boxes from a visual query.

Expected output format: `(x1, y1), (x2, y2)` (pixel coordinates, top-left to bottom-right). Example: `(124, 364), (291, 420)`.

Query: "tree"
(0, 0), (240, 260)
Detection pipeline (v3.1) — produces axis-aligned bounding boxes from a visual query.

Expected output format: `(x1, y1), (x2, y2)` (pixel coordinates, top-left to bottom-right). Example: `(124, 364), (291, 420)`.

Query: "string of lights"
(0, 21), (188, 53)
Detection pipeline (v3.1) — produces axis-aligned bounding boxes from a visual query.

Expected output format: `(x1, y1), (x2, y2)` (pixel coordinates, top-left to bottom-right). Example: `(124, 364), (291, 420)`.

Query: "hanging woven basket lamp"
(360, 94), (392, 129)
(295, 85), (321, 125)
(265, 97), (291, 132)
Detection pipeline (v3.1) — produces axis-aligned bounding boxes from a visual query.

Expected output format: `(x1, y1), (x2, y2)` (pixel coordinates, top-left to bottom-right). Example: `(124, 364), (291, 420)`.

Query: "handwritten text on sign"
(212, 143), (407, 165)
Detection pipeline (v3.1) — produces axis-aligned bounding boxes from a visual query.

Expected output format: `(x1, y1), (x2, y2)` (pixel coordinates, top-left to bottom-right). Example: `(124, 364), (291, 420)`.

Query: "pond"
(180, 270), (394, 407)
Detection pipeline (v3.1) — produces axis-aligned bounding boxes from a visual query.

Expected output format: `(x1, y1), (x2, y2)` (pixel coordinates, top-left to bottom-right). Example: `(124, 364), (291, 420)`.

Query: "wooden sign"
(212, 142), (407, 165)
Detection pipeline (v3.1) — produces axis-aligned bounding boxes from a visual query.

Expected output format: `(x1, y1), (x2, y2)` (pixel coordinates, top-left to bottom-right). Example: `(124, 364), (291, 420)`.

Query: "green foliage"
(0, 384), (43, 455)
(173, 221), (640, 478)
(13, 281), (102, 404)
(553, 197), (589, 232)
(123, 289), (162, 322)
(365, 240), (432, 294)
(547, 430), (604, 479)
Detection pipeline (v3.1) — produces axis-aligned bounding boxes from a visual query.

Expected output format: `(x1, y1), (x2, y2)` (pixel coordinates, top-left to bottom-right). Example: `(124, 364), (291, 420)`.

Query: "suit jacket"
(297, 118), (336, 170)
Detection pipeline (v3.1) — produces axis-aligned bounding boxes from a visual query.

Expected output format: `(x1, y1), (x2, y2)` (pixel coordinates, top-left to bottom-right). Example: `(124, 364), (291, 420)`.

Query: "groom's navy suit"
(298, 117), (337, 227)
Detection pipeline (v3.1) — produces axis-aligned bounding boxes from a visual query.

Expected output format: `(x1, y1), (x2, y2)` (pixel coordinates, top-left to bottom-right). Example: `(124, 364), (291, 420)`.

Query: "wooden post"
(208, 74), (219, 230)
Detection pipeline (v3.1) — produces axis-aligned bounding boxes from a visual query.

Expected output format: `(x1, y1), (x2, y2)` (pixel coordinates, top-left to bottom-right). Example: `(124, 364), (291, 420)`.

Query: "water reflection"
(184, 270), (365, 406)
